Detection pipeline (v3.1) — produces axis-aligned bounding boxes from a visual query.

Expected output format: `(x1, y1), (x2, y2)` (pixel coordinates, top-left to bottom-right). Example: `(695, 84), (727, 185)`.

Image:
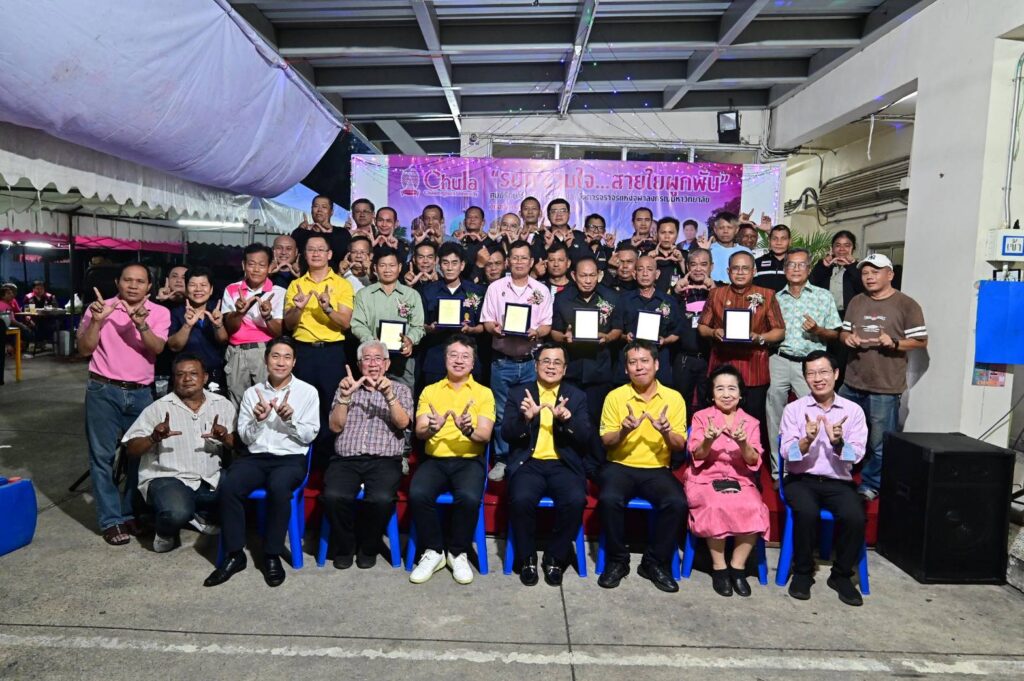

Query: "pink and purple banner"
(351, 155), (747, 239)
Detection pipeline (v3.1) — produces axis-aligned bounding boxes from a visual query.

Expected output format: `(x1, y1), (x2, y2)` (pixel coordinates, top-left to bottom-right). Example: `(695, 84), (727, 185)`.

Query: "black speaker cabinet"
(877, 432), (1013, 584)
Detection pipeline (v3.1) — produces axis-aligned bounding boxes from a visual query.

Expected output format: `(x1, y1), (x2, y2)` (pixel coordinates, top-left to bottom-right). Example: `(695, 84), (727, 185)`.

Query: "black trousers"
(408, 456), (485, 557)
(784, 474), (865, 578)
(322, 455), (402, 558)
(219, 454), (305, 555)
(567, 380), (611, 468)
(598, 462), (687, 568)
(508, 459), (586, 567)
(293, 341), (347, 466)
(671, 353), (708, 424)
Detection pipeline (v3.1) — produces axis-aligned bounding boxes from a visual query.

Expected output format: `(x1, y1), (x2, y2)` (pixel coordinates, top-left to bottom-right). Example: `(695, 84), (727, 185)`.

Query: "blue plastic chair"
(503, 496), (588, 577)
(316, 487), (402, 568)
(216, 446), (313, 570)
(774, 449), (870, 594)
(681, 529), (769, 585)
(595, 497), (681, 580)
(404, 448), (490, 575)
(0, 477), (37, 557)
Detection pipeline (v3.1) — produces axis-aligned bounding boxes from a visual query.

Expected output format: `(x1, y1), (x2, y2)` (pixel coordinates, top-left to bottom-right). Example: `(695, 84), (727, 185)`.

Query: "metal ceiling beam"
(558, 0), (599, 118)
(375, 120), (427, 155)
(410, 0), (462, 132)
(662, 0), (770, 110)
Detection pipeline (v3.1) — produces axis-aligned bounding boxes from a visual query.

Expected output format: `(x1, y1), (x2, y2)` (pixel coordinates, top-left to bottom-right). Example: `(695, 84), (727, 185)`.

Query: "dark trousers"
(322, 455), (403, 558)
(146, 478), (218, 538)
(219, 454), (305, 555)
(567, 380), (611, 468)
(784, 474), (865, 578)
(671, 353), (708, 424)
(508, 459), (586, 567)
(293, 341), (347, 466)
(408, 456), (485, 557)
(597, 462), (687, 568)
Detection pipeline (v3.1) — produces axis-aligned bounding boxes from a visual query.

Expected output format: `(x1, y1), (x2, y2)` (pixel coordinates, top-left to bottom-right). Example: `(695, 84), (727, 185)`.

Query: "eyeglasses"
(804, 370), (835, 378)
(729, 266), (752, 272)
(549, 208), (569, 215)
(306, 248), (329, 254)
(509, 255), (531, 262)
(446, 352), (473, 361)
(537, 359), (565, 367)
(360, 356), (386, 365)
(785, 262), (809, 270)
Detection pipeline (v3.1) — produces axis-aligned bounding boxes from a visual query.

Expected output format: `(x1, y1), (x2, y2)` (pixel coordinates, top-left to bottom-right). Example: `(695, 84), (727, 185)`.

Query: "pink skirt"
(684, 478), (770, 539)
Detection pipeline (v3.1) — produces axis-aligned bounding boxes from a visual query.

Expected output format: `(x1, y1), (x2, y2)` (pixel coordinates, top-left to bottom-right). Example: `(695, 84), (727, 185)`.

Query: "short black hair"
(508, 239), (532, 257)
(802, 350), (839, 374)
(574, 256), (599, 272)
(422, 203), (443, 217)
(707, 363), (746, 399)
(184, 265), (214, 285)
(171, 352), (207, 374)
(546, 242), (569, 258)
(624, 340), (658, 361)
(728, 250), (755, 267)
(520, 196), (540, 208)
(546, 198), (570, 215)
(376, 206), (397, 221)
(414, 240), (438, 256)
(313, 194), (333, 208)
(349, 234), (372, 250)
(682, 219), (699, 229)
(372, 246), (400, 265)
(351, 197), (375, 212)
(584, 213), (606, 228)
(657, 217), (679, 233)
(437, 242), (466, 262)
(465, 205), (484, 219)
(832, 229), (857, 248)
(243, 242), (273, 263)
(715, 211), (738, 224)
(445, 333), (477, 360)
(31, 280), (44, 287)
(265, 335), (296, 359)
(687, 247), (712, 264)
(118, 262), (151, 283)
(615, 243), (639, 256)
(533, 341), (567, 362)
(631, 206), (653, 221)
(769, 224), (791, 237)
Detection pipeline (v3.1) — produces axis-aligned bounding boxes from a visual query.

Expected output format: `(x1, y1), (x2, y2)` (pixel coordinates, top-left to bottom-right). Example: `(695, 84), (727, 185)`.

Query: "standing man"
(479, 240), (553, 482)
(269, 235), (300, 290)
(323, 341), (413, 569)
(340, 234), (373, 293)
(221, 244), (286, 407)
(650, 217), (686, 293)
(372, 206), (410, 264)
(350, 246), (425, 389)
(617, 207), (656, 254)
(350, 198), (376, 236)
(420, 242), (486, 386)
(604, 244), (639, 293)
(285, 235), (355, 464)
(78, 263), (171, 546)
(502, 343), (592, 586)
(582, 213), (615, 271)
(167, 266), (229, 394)
(519, 196), (542, 238)
(619, 256), (681, 385)
(542, 243), (572, 296)
(421, 204), (446, 243)
(672, 247), (715, 419)
(708, 212), (751, 283)
(779, 350), (868, 606)
(454, 206), (495, 277)
(766, 248), (842, 482)
(204, 337), (320, 588)
(598, 341), (688, 592)
(754, 224), (792, 292)
(839, 254), (927, 501)
(291, 195), (351, 270)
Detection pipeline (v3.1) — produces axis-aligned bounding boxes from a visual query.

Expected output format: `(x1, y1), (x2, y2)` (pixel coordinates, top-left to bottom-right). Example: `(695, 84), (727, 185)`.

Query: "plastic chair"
(503, 496), (588, 577)
(404, 448), (490, 575)
(681, 529), (769, 585)
(316, 486), (402, 568)
(216, 446), (313, 570)
(774, 449), (870, 594)
(595, 497), (681, 580)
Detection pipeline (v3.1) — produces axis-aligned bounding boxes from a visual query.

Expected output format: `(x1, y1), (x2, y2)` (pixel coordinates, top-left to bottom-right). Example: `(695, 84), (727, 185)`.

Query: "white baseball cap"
(857, 253), (893, 270)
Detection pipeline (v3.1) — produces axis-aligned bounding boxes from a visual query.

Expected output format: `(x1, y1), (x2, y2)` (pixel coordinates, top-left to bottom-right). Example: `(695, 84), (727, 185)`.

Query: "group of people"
(76, 194), (927, 608)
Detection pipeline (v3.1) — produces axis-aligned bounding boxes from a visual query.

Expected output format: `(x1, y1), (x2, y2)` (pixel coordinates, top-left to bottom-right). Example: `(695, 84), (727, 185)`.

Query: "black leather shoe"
(827, 575), (863, 606)
(637, 560), (678, 593)
(203, 551), (247, 587)
(711, 568), (733, 597)
(356, 552), (377, 569)
(730, 567), (752, 597)
(597, 560), (629, 589)
(333, 554), (353, 570)
(788, 574), (813, 600)
(264, 554), (286, 587)
(542, 558), (564, 587)
(519, 556), (539, 587)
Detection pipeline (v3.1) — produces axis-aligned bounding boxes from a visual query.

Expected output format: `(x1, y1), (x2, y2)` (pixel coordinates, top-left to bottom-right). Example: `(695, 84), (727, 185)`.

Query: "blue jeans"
(490, 358), (537, 463)
(85, 379), (152, 531)
(145, 478), (218, 538)
(837, 385), (900, 493)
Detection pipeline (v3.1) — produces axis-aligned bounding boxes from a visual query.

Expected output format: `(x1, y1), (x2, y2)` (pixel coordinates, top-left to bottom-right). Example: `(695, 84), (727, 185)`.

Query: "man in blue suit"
(501, 342), (594, 587)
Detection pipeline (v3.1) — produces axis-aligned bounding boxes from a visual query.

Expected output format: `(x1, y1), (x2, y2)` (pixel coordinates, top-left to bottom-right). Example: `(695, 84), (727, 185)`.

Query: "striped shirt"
(331, 381), (413, 458)
(842, 290), (927, 394)
(123, 391), (238, 501)
(220, 279), (286, 345)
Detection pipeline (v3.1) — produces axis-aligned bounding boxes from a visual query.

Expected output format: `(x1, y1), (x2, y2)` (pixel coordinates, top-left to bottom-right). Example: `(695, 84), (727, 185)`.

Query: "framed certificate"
(502, 303), (531, 336)
(574, 309), (600, 341)
(635, 311), (661, 342)
(378, 320), (407, 353)
(723, 309), (752, 342)
(437, 297), (463, 328)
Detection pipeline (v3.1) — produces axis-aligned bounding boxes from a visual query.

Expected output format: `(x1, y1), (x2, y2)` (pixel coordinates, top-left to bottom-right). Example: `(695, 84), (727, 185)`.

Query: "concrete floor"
(1, 357), (1023, 680)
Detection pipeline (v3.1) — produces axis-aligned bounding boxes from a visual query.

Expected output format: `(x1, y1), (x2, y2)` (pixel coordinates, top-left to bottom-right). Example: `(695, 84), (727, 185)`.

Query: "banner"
(351, 155), (775, 240)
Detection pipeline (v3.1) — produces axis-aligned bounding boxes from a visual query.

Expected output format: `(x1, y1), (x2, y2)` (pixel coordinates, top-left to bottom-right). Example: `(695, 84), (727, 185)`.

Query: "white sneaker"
(152, 533), (177, 553)
(409, 549), (446, 584)
(447, 552), (474, 584)
(188, 516), (220, 535)
(401, 457), (410, 476)
(487, 462), (506, 482)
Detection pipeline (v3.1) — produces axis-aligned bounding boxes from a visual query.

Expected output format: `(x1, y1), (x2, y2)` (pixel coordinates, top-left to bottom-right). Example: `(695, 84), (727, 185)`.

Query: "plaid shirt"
(331, 381), (413, 458)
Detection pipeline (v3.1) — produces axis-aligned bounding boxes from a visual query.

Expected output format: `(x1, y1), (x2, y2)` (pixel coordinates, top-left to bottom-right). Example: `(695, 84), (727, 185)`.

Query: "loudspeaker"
(877, 432), (1013, 584)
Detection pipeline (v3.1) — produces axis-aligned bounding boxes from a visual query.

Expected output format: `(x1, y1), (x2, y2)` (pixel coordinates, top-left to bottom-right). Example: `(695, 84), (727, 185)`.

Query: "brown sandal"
(102, 524), (131, 546)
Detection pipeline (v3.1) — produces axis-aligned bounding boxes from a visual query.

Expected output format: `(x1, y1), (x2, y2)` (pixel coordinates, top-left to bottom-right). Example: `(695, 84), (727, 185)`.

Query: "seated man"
(323, 340), (413, 569)
(122, 354), (237, 552)
(598, 341), (688, 593)
(502, 343), (591, 587)
(779, 350), (868, 606)
(22, 280), (58, 308)
(204, 337), (320, 588)
(409, 335), (495, 585)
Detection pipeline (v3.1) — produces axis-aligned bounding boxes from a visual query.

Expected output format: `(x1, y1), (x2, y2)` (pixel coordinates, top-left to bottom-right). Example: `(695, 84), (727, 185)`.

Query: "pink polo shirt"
(219, 279), (286, 345)
(79, 298), (170, 384)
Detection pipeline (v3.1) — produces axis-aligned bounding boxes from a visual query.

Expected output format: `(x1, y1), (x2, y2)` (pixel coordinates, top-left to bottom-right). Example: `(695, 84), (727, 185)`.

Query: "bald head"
(636, 255), (658, 288)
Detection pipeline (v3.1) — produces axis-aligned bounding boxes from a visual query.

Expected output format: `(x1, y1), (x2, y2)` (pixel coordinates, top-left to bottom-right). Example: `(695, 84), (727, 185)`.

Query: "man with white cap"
(838, 253), (927, 501)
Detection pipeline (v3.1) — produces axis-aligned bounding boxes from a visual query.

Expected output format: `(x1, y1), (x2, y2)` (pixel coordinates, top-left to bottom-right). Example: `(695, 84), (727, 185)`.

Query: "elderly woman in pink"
(685, 364), (769, 598)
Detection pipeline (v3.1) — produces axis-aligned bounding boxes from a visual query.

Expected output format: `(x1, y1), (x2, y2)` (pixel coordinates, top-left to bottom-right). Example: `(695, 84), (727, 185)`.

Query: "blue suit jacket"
(500, 381), (596, 479)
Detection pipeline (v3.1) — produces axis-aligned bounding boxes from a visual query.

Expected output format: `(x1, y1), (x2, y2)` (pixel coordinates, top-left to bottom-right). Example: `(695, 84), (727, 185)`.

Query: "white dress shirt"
(237, 375), (320, 456)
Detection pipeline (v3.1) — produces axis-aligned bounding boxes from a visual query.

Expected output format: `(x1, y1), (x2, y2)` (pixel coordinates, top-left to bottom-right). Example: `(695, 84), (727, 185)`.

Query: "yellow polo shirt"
(285, 270), (354, 342)
(416, 376), (496, 458)
(600, 381), (687, 468)
(533, 384), (559, 461)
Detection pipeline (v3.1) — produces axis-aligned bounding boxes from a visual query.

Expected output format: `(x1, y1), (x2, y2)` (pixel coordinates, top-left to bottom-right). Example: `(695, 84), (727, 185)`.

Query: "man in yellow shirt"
(501, 343), (592, 587)
(409, 334), (495, 585)
(284, 234), (354, 462)
(598, 340), (688, 592)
